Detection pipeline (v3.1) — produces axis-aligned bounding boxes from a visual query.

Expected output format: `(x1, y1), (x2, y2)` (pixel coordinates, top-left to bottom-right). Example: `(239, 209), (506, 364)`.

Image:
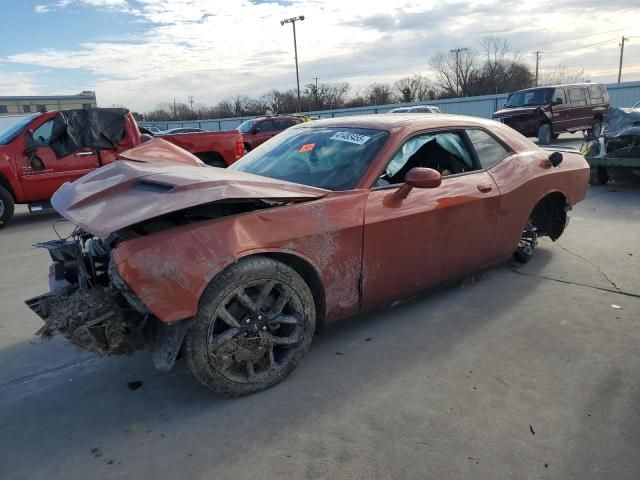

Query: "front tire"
(0, 186), (15, 230)
(185, 256), (316, 397)
(537, 123), (552, 145)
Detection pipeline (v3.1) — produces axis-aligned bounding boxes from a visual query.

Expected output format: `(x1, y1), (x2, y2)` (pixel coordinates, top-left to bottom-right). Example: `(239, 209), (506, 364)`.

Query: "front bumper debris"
(25, 234), (150, 356)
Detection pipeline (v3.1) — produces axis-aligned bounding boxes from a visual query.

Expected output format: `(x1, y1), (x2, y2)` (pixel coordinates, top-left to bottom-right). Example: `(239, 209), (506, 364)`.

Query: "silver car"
(388, 105), (442, 114)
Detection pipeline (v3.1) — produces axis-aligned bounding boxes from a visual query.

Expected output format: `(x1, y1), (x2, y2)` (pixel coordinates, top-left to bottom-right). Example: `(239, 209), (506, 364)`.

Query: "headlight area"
(24, 231), (151, 356)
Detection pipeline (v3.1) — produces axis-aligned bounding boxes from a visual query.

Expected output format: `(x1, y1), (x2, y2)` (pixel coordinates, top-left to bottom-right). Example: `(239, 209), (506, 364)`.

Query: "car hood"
(118, 137), (205, 166)
(493, 106), (544, 117)
(51, 156), (328, 237)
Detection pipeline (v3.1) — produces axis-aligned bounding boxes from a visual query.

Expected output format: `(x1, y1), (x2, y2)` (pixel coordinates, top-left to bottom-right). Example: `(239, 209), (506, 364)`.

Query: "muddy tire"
(537, 123), (552, 145)
(195, 152), (226, 168)
(0, 185), (15, 230)
(185, 256), (316, 397)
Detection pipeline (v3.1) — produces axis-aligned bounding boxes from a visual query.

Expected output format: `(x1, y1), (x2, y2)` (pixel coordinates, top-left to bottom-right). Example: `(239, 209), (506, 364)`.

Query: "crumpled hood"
(493, 106), (544, 118)
(51, 159), (328, 237)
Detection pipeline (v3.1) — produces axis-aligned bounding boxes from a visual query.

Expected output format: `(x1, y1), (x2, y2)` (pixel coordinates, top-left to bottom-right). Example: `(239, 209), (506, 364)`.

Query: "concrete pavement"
(1, 173), (639, 479)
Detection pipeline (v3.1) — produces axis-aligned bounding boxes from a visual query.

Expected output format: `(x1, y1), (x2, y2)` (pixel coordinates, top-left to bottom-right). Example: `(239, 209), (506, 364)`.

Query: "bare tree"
(479, 37), (509, 86)
(367, 83), (395, 105)
(394, 74), (433, 102)
(304, 82), (350, 110)
(538, 65), (588, 86)
(430, 49), (476, 97)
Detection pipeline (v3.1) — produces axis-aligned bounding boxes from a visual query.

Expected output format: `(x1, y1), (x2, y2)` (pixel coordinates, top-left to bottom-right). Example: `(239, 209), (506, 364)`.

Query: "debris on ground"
(529, 425), (536, 435)
(611, 304), (622, 309)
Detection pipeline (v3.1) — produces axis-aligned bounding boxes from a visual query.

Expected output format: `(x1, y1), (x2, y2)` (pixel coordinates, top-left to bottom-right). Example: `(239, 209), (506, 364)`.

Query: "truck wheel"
(185, 256), (316, 397)
(195, 153), (226, 168)
(593, 166), (609, 185)
(591, 118), (603, 137)
(0, 186), (15, 230)
(537, 124), (552, 145)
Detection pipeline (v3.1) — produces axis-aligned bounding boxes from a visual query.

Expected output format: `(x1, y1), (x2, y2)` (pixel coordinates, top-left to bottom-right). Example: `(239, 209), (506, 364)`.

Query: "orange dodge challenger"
(26, 114), (589, 396)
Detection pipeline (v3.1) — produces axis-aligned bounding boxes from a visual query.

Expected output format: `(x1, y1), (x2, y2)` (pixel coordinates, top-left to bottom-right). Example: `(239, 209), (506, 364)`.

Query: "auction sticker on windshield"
(330, 131), (371, 145)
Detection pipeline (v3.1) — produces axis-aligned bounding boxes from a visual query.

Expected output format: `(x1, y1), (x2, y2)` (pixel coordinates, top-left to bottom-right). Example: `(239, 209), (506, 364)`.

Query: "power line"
(543, 37), (620, 55)
(515, 27), (630, 51)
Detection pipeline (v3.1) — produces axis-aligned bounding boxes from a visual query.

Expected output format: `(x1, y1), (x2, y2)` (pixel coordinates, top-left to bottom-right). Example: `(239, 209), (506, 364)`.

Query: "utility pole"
(313, 76), (319, 110)
(173, 97), (177, 119)
(450, 48), (467, 96)
(188, 96), (194, 116)
(618, 36), (629, 83)
(533, 50), (542, 87)
(281, 16), (305, 113)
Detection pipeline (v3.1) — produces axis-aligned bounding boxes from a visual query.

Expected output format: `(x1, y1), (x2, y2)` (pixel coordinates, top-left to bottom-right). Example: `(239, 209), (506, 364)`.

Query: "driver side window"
(32, 120), (54, 147)
(257, 119), (275, 133)
(377, 131), (478, 187)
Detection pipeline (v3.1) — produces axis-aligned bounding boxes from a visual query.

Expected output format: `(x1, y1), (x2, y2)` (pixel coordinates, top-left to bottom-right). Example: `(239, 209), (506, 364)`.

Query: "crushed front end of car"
(26, 231), (153, 357)
(23, 139), (328, 370)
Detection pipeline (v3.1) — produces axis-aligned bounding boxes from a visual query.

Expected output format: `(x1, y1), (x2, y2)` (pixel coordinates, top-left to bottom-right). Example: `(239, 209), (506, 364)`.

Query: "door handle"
(477, 183), (493, 193)
(75, 151), (93, 157)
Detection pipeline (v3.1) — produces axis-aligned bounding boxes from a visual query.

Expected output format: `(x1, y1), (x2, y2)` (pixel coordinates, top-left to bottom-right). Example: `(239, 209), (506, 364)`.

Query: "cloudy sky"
(0, 0), (638, 111)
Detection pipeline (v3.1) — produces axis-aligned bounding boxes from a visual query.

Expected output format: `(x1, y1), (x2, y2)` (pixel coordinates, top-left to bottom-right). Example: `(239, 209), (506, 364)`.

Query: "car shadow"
(0, 251), (555, 479)
(5, 208), (61, 230)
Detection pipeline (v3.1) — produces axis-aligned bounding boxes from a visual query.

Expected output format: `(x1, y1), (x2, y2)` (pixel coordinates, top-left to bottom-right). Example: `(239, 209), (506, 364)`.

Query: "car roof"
(296, 113), (496, 131)
(515, 83), (605, 92)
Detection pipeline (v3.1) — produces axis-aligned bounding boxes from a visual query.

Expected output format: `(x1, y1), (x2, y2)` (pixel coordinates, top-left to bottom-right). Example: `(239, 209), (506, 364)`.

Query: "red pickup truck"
(0, 109), (244, 229)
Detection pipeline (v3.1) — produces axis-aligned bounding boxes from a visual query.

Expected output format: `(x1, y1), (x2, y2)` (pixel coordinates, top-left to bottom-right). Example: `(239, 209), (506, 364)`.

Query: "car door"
(252, 119), (276, 147)
(17, 118), (100, 202)
(568, 87), (590, 130)
(361, 130), (501, 310)
(550, 87), (570, 132)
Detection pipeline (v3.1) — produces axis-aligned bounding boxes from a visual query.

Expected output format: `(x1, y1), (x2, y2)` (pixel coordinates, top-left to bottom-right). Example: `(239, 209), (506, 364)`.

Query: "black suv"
(492, 83), (609, 144)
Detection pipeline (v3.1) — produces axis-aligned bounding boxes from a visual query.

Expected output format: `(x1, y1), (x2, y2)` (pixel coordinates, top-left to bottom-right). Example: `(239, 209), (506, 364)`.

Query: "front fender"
(112, 191), (367, 324)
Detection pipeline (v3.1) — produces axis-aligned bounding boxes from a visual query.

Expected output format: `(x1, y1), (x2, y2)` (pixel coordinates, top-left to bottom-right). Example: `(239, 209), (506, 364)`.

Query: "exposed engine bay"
(25, 231), (150, 356)
(25, 199), (280, 365)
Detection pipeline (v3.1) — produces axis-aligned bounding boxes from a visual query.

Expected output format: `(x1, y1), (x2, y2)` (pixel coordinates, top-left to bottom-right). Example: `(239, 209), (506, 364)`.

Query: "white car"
(388, 105), (442, 114)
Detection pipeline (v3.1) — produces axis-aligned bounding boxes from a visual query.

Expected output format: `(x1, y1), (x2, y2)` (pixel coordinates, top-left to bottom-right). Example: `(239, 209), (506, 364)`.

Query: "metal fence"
(141, 80), (640, 132)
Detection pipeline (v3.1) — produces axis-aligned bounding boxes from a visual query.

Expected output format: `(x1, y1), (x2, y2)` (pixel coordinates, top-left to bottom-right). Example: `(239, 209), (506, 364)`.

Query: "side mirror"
(251, 127), (260, 134)
(554, 98), (563, 105)
(502, 103), (507, 108)
(549, 152), (563, 167)
(394, 167), (442, 199)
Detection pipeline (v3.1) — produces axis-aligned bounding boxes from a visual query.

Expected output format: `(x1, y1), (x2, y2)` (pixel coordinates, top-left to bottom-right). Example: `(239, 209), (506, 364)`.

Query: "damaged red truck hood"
(51, 158), (328, 237)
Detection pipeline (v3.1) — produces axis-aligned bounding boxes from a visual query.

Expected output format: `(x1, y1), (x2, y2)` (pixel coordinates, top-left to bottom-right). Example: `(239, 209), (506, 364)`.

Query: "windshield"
(238, 119), (258, 134)
(0, 114), (41, 145)
(230, 126), (390, 190)
(506, 88), (553, 108)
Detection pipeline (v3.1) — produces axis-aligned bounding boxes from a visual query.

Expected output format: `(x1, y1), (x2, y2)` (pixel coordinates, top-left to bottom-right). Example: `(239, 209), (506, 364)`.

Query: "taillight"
(236, 136), (244, 159)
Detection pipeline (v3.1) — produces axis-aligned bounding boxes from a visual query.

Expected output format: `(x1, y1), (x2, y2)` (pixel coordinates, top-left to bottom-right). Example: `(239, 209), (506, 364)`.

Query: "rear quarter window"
(466, 129), (511, 169)
(569, 88), (588, 107)
(588, 85), (604, 105)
